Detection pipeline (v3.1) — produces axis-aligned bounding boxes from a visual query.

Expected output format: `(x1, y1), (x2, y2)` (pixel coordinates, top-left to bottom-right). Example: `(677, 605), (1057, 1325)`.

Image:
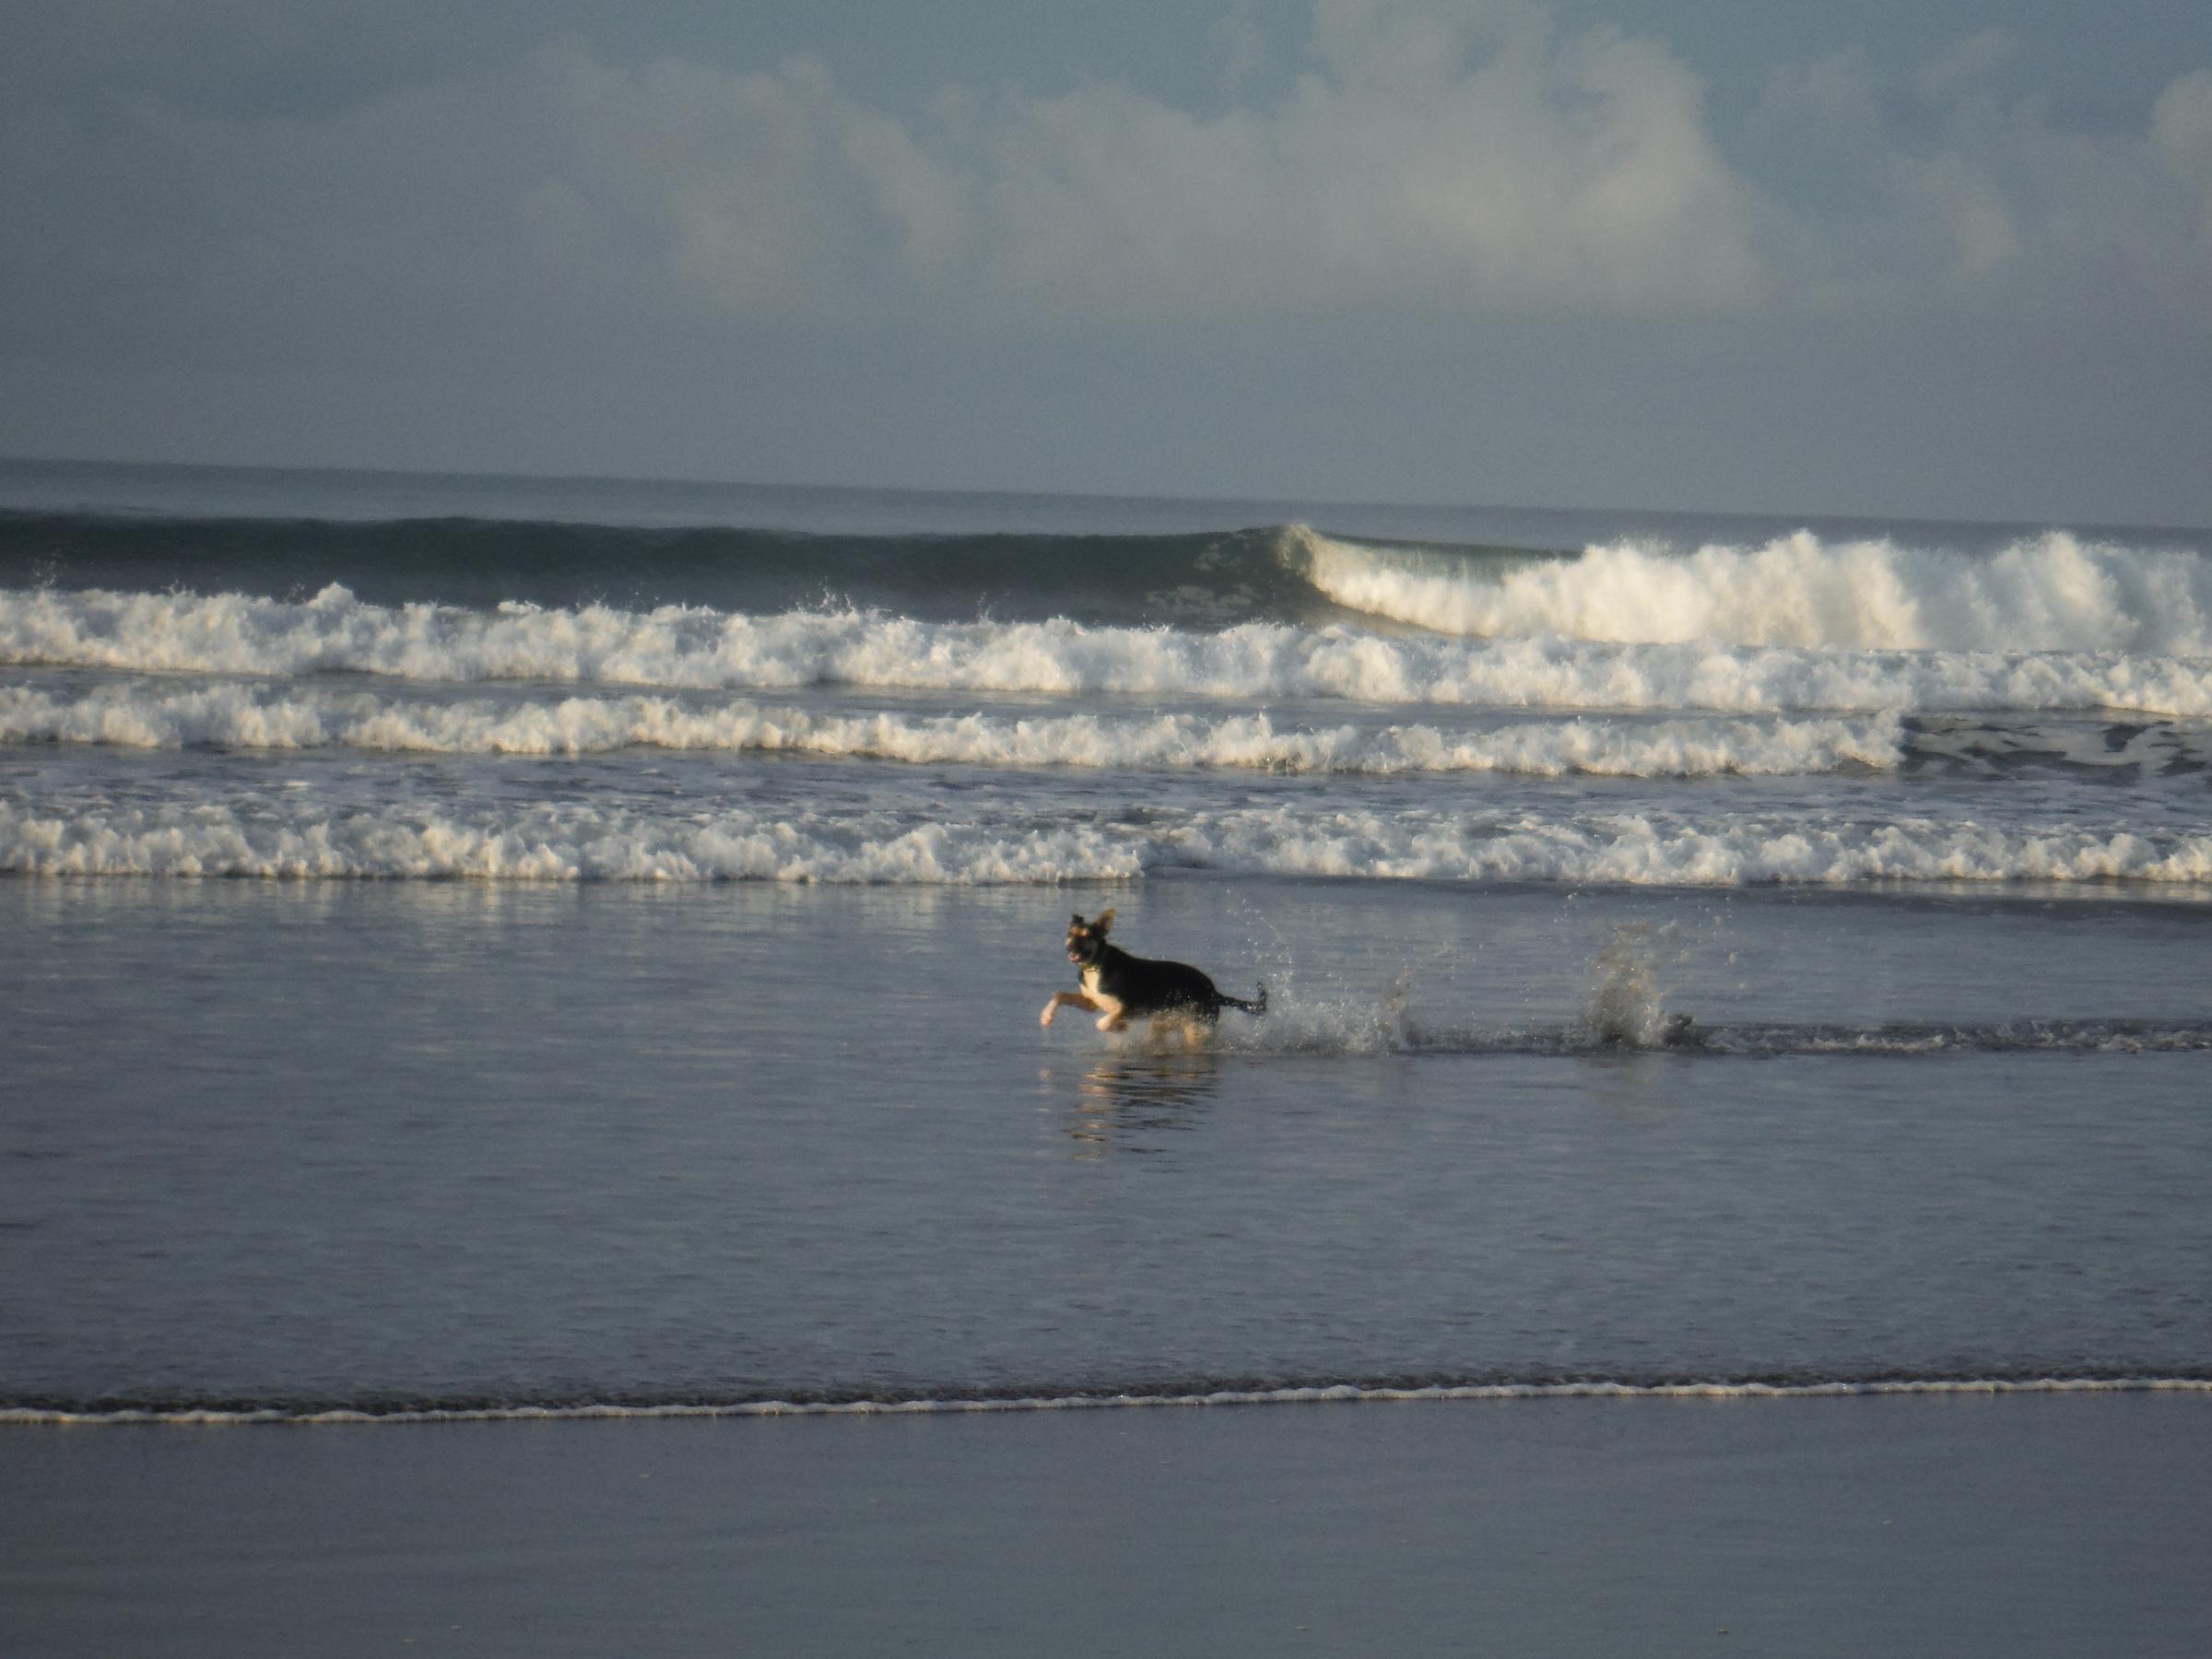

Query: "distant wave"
(8, 1373), (2208, 1425)
(0, 512), (1336, 625)
(9, 583), (2212, 714)
(0, 683), (1904, 778)
(10, 507), (2211, 652)
(1294, 526), (2212, 653)
(9, 798), (2212, 885)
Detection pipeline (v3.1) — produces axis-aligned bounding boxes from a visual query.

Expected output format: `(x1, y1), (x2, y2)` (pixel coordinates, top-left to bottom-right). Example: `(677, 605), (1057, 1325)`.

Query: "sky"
(3, 0), (2209, 524)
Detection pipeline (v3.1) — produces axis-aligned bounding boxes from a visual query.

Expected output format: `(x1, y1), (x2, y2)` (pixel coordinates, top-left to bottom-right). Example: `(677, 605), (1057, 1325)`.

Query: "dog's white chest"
(1078, 962), (1124, 1024)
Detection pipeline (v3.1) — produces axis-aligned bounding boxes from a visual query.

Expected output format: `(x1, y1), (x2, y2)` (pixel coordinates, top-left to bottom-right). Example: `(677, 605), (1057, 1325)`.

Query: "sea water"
(3, 458), (2209, 1418)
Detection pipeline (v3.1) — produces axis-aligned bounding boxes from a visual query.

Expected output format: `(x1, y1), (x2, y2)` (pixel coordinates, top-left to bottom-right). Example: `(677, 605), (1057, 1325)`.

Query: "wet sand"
(6, 1394), (2208, 1658)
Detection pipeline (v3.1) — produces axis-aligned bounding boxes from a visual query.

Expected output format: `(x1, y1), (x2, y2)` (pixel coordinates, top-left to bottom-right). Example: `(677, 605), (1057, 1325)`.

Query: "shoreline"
(8, 1371), (2212, 1427)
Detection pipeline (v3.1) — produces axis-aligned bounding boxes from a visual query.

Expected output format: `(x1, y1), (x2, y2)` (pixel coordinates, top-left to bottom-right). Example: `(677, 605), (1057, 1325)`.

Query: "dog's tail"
(1222, 982), (1268, 1018)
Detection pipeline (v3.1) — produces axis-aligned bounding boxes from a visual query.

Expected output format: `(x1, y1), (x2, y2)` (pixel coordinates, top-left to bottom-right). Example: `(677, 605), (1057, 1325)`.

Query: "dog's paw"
(1039, 1001), (1057, 1028)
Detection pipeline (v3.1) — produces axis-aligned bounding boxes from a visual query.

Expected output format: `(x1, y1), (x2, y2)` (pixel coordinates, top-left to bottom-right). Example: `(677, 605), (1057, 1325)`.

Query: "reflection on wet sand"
(1040, 1045), (1224, 1158)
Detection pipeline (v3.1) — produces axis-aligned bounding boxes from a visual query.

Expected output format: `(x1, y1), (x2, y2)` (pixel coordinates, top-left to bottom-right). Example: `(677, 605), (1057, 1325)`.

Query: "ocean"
(4, 457), (2210, 1653)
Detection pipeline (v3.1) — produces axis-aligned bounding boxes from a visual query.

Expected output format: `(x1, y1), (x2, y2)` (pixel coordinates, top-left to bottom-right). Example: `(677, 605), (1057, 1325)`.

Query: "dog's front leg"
(1041, 991), (1100, 1028)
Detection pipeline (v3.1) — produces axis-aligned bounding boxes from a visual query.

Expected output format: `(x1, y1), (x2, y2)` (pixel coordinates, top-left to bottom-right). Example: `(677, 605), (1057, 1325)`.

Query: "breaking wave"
(13, 505), (2209, 655)
(0, 681), (1903, 777)
(1292, 526), (2212, 652)
(9, 798), (2212, 885)
(10, 582), (2212, 715)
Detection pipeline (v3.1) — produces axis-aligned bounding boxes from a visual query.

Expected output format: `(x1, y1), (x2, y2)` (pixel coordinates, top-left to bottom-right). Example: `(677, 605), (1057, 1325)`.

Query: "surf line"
(8, 1375), (2211, 1426)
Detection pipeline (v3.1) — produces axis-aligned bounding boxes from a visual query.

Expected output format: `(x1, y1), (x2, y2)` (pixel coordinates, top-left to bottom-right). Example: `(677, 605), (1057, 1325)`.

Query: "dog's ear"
(1094, 908), (1114, 934)
(1070, 912), (1085, 928)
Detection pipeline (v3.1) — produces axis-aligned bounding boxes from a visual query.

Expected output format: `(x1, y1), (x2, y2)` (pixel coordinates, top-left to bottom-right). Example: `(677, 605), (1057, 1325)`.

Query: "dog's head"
(1065, 909), (1114, 966)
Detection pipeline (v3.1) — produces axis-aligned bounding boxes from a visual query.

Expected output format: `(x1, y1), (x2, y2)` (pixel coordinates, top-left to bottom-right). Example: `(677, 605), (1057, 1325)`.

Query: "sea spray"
(1583, 923), (1682, 1047)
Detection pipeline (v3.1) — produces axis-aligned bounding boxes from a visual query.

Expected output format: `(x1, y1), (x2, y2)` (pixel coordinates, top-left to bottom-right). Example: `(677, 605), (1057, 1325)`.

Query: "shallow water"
(6, 875), (2208, 1413)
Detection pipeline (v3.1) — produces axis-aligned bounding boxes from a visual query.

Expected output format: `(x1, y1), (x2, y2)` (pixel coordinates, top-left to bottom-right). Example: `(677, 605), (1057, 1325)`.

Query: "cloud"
(2155, 67), (2212, 228)
(967, 6), (1762, 317)
(512, 4), (2210, 333)
(535, 48), (867, 316)
(510, 2), (1763, 322)
(5, 1), (2209, 355)
(1747, 40), (2212, 322)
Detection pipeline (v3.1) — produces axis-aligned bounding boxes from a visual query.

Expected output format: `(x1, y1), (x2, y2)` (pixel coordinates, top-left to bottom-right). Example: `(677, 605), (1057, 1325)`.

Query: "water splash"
(1583, 923), (1698, 1048)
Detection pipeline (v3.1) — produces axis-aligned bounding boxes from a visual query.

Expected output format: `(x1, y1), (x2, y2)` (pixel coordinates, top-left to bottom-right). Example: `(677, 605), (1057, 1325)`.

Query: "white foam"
(9, 583), (2212, 714)
(1295, 527), (2212, 653)
(0, 799), (1144, 882)
(0, 682), (1903, 777)
(9, 798), (2212, 886)
(6, 1374), (2206, 1426)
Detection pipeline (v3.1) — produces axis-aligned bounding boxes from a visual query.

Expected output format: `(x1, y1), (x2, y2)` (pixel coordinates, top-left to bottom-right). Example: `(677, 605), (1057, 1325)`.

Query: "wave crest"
(0, 683), (1903, 777)
(10, 583), (2212, 714)
(9, 799), (2211, 886)
(1293, 527), (2212, 653)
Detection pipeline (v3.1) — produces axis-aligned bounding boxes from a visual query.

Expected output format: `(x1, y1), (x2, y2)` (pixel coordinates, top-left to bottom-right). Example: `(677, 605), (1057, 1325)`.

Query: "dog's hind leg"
(1145, 1008), (1215, 1048)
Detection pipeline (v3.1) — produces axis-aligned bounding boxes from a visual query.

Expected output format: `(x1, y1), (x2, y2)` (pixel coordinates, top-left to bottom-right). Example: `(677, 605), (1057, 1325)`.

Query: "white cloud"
(520, 3), (1764, 322)
(7, 2), (2208, 347)
(509, 6), (2208, 331)
(2154, 67), (2212, 232)
(965, 12), (1760, 317)
(840, 107), (976, 284)
(535, 47), (865, 316)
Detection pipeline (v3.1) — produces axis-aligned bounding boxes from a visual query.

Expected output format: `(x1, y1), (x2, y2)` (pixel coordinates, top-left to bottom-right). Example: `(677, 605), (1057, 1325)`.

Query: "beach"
(6, 461), (2211, 1653)
(7, 1394), (2209, 1657)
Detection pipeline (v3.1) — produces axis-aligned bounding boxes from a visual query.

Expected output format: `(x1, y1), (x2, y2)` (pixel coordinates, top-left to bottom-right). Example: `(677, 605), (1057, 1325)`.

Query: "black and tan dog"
(1041, 910), (1267, 1038)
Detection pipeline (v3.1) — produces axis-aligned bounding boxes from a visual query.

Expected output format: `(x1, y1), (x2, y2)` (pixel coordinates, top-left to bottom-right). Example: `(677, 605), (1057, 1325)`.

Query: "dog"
(1040, 909), (1267, 1038)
